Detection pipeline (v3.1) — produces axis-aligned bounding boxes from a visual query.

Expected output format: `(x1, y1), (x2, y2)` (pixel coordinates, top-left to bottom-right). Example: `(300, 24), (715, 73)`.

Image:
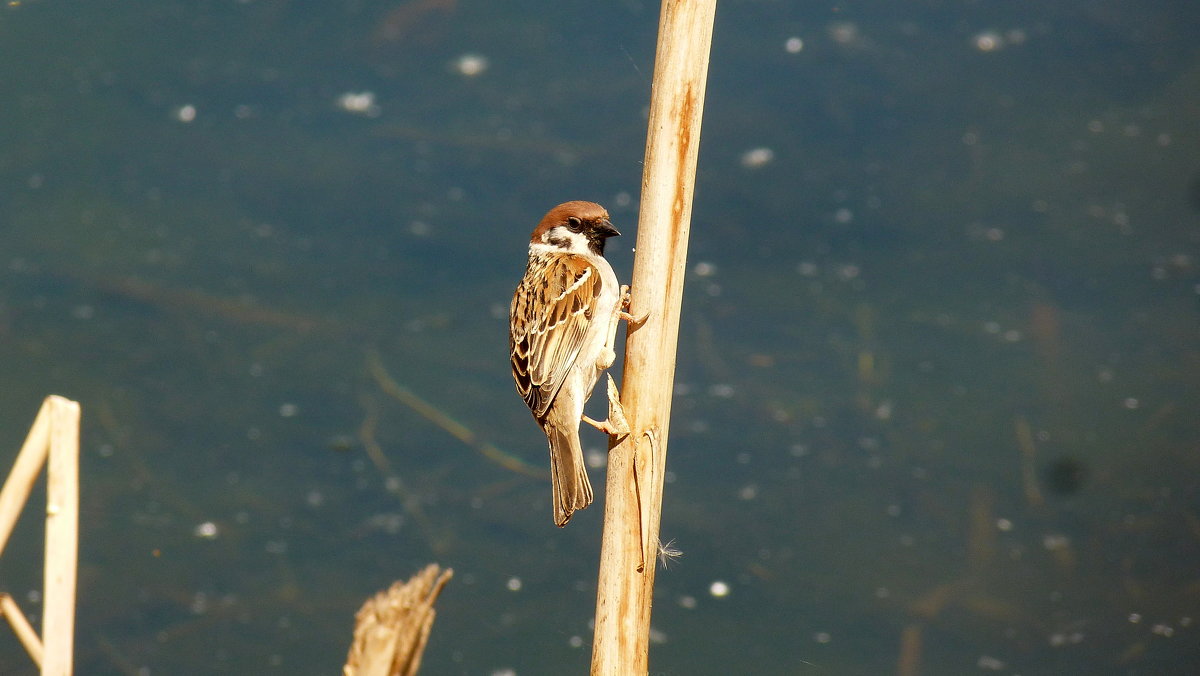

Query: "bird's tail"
(547, 425), (594, 527)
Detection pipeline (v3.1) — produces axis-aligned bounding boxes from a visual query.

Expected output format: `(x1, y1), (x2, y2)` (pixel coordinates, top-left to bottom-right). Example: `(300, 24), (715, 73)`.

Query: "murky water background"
(1, 1), (1198, 674)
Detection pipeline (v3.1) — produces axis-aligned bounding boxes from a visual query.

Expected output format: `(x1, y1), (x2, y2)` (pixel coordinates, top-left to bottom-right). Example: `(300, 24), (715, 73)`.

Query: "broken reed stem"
(590, 1), (716, 674)
(0, 395), (80, 676)
(342, 564), (453, 676)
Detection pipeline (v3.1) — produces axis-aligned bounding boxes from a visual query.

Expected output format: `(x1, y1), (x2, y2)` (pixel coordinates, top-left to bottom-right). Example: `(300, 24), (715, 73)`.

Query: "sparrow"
(510, 201), (629, 527)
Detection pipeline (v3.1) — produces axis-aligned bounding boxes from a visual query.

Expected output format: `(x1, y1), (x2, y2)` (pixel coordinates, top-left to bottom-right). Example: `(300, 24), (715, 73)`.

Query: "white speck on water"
(336, 91), (380, 117)
(874, 400), (893, 420)
(279, 403), (298, 418)
(972, 30), (1004, 52)
(709, 580), (730, 598)
(785, 36), (804, 53)
(174, 104), (197, 123)
(740, 147), (774, 168)
(453, 53), (489, 77)
(1043, 534), (1070, 551)
(586, 448), (607, 469)
(977, 655), (1006, 670)
(836, 264), (861, 280)
(1048, 631), (1085, 647)
(828, 22), (860, 45)
(505, 577), (522, 592)
(194, 521), (219, 539)
(708, 383), (735, 398)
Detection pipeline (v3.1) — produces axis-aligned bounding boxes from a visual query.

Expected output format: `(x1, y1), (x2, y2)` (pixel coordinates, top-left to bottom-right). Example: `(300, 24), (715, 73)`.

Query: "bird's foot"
(620, 309), (650, 326)
(581, 375), (631, 438)
(618, 285), (650, 326)
(582, 414), (624, 435)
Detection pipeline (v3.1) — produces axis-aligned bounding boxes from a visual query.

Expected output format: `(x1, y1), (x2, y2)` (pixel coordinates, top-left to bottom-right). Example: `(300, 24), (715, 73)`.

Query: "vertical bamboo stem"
(591, 1), (716, 673)
(43, 395), (80, 676)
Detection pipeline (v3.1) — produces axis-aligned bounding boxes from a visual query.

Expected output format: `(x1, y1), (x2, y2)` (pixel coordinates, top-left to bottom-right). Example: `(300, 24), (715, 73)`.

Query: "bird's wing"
(510, 253), (600, 419)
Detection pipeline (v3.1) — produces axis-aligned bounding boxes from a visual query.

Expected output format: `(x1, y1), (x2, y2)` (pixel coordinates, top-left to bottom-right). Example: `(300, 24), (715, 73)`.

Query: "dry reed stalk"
(0, 394), (80, 676)
(0, 592), (43, 666)
(590, 1), (716, 673)
(342, 564), (453, 676)
(43, 396), (80, 676)
(0, 401), (53, 557)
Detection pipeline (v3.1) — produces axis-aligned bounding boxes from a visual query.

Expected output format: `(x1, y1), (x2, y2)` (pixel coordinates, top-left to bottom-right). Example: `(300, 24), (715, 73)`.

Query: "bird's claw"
(618, 285), (650, 326)
(581, 375), (631, 438)
(620, 309), (650, 326)
(581, 415), (624, 436)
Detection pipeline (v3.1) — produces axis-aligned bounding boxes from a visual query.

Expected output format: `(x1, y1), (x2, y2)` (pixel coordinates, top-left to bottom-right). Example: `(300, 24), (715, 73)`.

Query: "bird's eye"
(566, 216), (583, 231)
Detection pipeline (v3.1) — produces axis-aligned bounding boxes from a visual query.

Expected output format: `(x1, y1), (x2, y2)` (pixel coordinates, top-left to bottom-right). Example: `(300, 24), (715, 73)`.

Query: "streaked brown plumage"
(509, 201), (622, 526)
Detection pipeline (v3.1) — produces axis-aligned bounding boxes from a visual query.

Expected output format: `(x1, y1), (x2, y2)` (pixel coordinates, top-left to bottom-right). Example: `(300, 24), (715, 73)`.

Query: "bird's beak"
(595, 219), (621, 238)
